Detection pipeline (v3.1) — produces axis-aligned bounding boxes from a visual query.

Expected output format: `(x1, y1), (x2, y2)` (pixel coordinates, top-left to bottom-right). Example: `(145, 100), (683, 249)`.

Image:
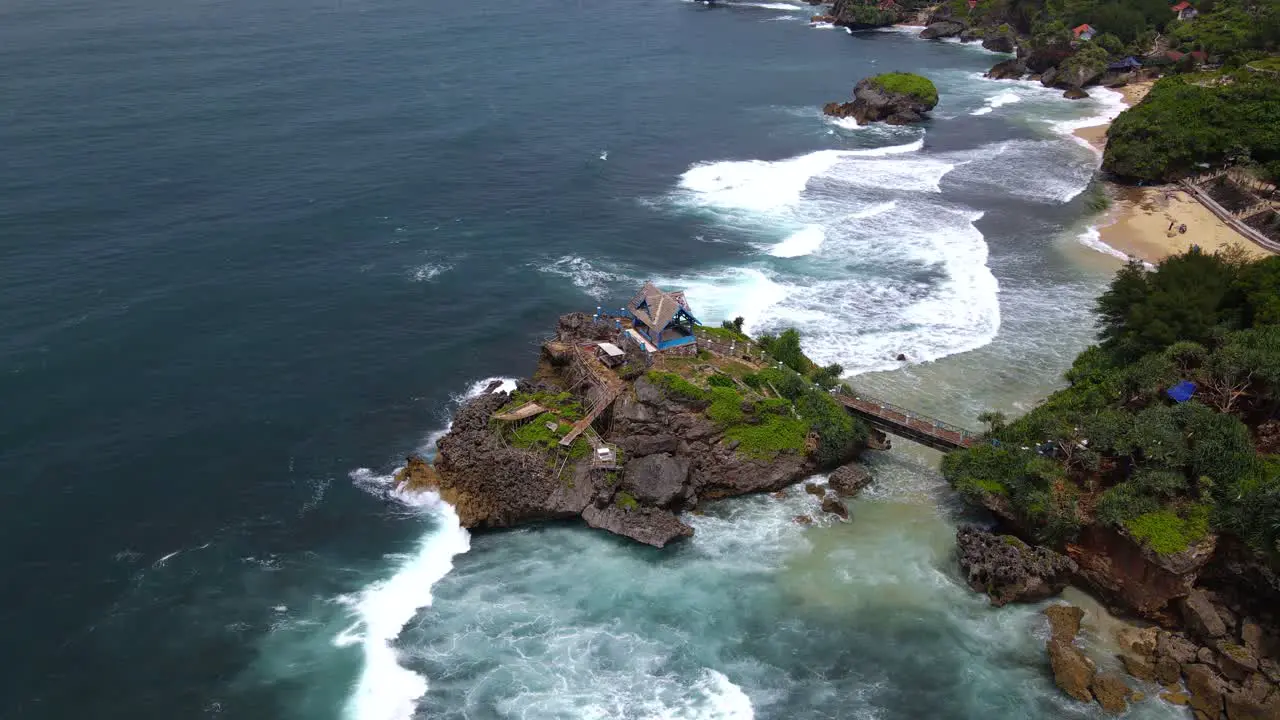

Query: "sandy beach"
(1071, 80), (1273, 264)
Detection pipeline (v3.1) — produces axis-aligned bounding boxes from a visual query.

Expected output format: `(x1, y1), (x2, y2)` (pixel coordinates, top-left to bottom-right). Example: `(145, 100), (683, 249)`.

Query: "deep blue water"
(1, 0), (1151, 718)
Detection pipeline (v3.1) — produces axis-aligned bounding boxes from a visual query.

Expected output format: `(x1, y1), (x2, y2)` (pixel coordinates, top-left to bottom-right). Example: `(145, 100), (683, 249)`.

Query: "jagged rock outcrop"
(1066, 524), (1216, 623)
(1045, 605), (1096, 702)
(1063, 87), (1090, 100)
(418, 313), (872, 548)
(1024, 43), (1073, 73)
(828, 463), (872, 497)
(581, 503), (692, 548)
(824, 75), (938, 125)
(955, 526), (1078, 606)
(985, 58), (1026, 80)
(432, 388), (591, 527)
(1091, 673), (1132, 714)
(982, 29), (1017, 54)
(830, 0), (898, 29)
(920, 20), (966, 40)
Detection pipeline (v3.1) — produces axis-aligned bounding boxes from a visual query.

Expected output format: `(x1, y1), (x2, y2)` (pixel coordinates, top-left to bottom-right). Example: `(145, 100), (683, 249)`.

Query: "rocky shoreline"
(395, 312), (879, 548)
(958, 525), (1280, 717)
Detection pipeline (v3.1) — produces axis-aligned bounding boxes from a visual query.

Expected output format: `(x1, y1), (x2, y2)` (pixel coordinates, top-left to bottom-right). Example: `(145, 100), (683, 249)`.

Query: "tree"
(978, 410), (1008, 434)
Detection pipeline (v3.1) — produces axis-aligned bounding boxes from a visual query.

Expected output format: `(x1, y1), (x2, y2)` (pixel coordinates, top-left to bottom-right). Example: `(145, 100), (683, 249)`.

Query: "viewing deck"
(834, 392), (980, 452)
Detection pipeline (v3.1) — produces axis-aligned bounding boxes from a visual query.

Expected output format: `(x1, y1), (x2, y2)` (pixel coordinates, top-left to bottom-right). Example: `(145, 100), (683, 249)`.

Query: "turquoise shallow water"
(0, 0), (1183, 717)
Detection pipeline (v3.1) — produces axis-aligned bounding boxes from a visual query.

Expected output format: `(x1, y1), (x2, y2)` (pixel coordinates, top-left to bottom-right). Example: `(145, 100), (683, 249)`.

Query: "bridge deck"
(834, 393), (978, 451)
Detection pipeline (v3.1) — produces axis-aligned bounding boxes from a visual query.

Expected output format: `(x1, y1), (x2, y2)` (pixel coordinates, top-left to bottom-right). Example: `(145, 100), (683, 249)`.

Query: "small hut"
(1072, 23), (1097, 41)
(595, 342), (626, 368)
(624, 281), (700, 353)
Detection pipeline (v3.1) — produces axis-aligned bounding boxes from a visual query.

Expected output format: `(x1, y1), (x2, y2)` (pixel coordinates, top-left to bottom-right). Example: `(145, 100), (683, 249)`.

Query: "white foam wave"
(410, 263), (451, 282)
(971, 91), (1020, 116)
(768, 225), (825, 257)
(810, 21), (836, 29)
(665, 669), (755, 720)
(339, 496), (470, 720)
(1049, 85), (1129, 152)
(340, 372), (518, 720)
(1074, 225), (1133, 263)
(534, 255), (631, 299)
(945, 139), (1095, 204)
(735, 1), (805, 9)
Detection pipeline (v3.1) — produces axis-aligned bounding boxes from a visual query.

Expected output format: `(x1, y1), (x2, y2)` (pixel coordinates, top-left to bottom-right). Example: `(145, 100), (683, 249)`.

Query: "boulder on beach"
(985, 58), (1025, 80)
(828, 463), (873, 497)
(1063, 87), (1090, 100)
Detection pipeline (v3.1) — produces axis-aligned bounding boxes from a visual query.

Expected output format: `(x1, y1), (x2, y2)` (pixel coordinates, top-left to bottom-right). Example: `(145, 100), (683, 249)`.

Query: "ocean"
(0, 0), (1177, 717)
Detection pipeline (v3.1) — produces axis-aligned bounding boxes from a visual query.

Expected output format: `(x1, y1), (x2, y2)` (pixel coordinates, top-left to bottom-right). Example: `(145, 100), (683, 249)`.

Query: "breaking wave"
(533, 255), (632, 299)
(342, 377), (517, 720)
(666, 138), (999, 373)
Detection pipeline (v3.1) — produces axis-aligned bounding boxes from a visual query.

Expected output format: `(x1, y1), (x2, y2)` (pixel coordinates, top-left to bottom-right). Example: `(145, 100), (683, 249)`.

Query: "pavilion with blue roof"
(625, 281), (700, 352)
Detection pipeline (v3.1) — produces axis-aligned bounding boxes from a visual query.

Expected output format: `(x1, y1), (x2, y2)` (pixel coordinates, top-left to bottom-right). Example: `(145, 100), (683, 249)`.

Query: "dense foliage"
(943, 250), (1280, 556)
(647, 328), (867, 465)
(869, 73), (940, 106)
(1103, 72), (1280, 182)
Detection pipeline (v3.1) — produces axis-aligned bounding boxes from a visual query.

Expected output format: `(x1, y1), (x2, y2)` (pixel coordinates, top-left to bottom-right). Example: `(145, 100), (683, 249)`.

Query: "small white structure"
(596, 342), (626, 367)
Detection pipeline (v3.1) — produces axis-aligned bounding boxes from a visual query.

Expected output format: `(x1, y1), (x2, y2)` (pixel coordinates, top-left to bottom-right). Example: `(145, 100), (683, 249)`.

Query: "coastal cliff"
(397, 311), (875, 547)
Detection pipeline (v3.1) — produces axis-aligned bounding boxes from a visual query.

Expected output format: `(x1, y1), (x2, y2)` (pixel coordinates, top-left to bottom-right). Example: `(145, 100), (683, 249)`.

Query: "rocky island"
(395, 282), (881, 547)
(824, 72), (939, 125)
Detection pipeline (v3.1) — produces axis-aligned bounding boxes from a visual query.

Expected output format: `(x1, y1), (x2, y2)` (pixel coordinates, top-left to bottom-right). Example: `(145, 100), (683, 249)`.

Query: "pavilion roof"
(627, 281), (696, 331)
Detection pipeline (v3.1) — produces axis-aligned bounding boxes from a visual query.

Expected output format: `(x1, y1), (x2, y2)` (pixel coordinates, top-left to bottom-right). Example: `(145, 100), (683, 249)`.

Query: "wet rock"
(1064, 87), (1090, 100)
(1040, 67), (1059, 87)
(395, 454), (443, 493)
(1214, 640), (1260, 682)
(622, 453), (690, 508)
(821, 493), (849, 520)
(1131, 690), (1146, 702)
(956, 526), (1078, 606)
(1156, 656), (1184, 686)
(1122, 652), (1157, 682)
(793, 515), (813, 525)
(982, 30), (1016, 54)
(581, 504), (693, 548)
(1048, 638), (1097, 703)
(1158, 631), (1201, 665)
(620, 434), (680, 458)
(920, 20), (966, 39)
(985, 58), (1025, 80)
(828, 463), (873, 497)
(810, 13), (836, 22)
(959, 27), (984, 42)
(1242, 621), (1265, 655)
(1161, 690), (1190, 705)
(1184, 664), (1227, 719)
(770, 490), (787, 500)
(1184, 589), (1229, 641)
(1092, 672), (1132, 714)
(824, 75), (938, 126)
(1046, 604), (1086, 643)
(1224, 673), (1280, 720)
(1117, 626), (1159, 657)
(805, 482), (826, 497)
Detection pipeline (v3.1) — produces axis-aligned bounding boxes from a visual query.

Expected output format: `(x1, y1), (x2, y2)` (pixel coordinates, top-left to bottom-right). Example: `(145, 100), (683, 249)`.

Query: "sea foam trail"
(338, 497), (470, 720)
(342, 377), (514, 720)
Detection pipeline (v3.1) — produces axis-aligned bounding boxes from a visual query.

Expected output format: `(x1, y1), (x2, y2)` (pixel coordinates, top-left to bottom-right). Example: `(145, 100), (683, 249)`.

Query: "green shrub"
(742, 373), (761, 389)
(1125, 505), (1211, 555)
(725, 414), (809, 460)
(707, 373), (736, 388)
(646, 371), (709, 403)
(707, 386), (746, 426)
(616, 492), (639, 511)
(870, 72), (939, 107)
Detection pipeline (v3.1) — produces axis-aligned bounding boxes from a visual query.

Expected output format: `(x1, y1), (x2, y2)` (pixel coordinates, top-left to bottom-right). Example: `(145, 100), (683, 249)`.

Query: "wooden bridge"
(834, 392), (980, 452)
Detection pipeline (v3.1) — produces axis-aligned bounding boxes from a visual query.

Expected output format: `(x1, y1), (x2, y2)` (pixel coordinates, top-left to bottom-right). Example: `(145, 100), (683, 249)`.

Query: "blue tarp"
(1108, 57), (1142, 70)
(1167, 380), (1197, 403)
